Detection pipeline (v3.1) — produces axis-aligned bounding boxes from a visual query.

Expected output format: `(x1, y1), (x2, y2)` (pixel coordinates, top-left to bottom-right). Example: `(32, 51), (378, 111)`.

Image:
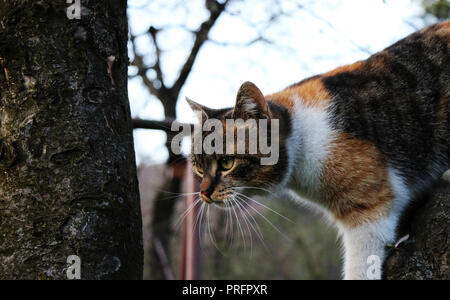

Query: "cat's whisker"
(229, 197), (246, 252)
(233, 197), (265, 243)
(156, 190), (200, 196)
(235, 195), (291, 242)
(231, 197), (254, 257)
(206, 205), (215, 245)
(207, 205), (226, 257)
(198, 203), (206, 244)
(176, 198), (199, 228)
(227, 201), (235, 246)
(233, 196), (268, 251)
(175, 197), (201, 229)
(192, 200), (205, 235)
(234, 191), (295, 224)
(225, 201), (235, 248)
(224, 201), (231, 243)
(156, 192), (200, 202)
(223, 201), (231, 245)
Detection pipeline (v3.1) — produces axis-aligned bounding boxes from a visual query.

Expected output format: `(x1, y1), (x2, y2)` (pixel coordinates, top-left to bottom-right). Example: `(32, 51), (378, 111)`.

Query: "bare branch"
(148, 26), (166, 89)
(209, 36), (274, 47)
(295, 4), (373, 55)
(130, 33), (165, 98)
(171, 0), (229, 96)
(132, 118), (192, 134)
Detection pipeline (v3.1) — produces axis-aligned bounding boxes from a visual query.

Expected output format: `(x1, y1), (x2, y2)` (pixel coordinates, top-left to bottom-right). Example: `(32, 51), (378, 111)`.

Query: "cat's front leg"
(341, 217), (397, 280)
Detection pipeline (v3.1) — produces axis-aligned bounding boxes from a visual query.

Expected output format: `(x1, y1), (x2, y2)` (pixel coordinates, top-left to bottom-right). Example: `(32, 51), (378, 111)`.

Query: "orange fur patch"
(422, 20), (450, 47)
(321, 133), (393, 227)
(266, 61), (365, 112)
(266, 90), (296, 111)
(435, 20), (450, 37)
(323, 61), (364, 77)
(267, 77), (331, 111)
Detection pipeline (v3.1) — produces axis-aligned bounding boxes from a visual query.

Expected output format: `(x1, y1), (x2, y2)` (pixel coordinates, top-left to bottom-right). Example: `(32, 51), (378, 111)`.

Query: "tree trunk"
(384, 176), (449, 280)
(0, 0), (143, 279)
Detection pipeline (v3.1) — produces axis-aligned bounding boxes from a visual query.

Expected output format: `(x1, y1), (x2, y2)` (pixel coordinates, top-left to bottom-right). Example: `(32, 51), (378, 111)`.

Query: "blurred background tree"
(423, 0), (450, 20)
(129, 0), (448, 280)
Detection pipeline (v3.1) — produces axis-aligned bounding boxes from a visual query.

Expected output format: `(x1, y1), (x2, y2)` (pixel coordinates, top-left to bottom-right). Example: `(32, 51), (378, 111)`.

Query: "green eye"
(220, 157), (235, 171)
(195, 164), (204, 175)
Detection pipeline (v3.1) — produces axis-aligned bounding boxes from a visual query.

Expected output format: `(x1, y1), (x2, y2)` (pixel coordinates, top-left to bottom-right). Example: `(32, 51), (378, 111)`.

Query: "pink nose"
(200, 178), (213, 199)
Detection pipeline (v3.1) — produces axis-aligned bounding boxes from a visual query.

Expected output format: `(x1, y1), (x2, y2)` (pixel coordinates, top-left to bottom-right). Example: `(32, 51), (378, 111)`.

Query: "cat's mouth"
(200, 193), (234, 208)
(201, 195), (222, 205)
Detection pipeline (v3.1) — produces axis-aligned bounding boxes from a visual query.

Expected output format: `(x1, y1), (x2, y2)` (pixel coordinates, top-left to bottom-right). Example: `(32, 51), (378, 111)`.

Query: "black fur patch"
(323, 24), (450, 185)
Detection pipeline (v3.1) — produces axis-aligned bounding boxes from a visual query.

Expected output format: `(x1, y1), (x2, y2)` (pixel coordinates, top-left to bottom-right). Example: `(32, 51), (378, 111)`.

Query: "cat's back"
(323, 21), (449, 185)
(273, 21), (450, 187)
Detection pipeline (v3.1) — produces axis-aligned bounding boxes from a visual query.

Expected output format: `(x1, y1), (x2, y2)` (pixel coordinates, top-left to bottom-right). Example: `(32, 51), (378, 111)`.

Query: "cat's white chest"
(284, 100), (335, 203)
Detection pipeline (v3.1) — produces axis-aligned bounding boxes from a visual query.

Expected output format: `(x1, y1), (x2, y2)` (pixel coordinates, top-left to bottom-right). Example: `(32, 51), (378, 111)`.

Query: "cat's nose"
(200, 178), (214, 203)
(200, 191), (213, 204)
(200, 187), (213, 200)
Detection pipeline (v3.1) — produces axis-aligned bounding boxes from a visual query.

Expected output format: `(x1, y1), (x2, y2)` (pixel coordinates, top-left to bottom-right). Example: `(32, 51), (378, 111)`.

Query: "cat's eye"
(195, 165), (204, 175)
(219, 157), (235, 171)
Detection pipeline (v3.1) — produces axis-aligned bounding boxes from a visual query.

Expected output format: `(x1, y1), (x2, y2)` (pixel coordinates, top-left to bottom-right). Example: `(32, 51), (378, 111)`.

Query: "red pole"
(179, 162), (201, 280)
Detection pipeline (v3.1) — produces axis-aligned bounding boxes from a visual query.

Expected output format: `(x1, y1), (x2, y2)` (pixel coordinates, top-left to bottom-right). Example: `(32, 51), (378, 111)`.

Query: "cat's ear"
(233, 81), (271, 119)
(186, 97), (213, 121)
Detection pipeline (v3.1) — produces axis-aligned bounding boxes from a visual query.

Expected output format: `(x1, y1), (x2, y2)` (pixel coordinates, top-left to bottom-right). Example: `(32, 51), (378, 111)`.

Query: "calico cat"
(186, 20), (449, 279)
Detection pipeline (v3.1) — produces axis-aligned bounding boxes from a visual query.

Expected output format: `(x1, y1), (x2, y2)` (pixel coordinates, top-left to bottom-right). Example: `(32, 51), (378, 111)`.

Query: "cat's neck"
(266, 75), (333, 113)
(269, 92), (336, 201)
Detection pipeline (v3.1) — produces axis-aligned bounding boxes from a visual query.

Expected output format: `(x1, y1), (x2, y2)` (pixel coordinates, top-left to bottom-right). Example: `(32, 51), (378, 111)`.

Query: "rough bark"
(0, 0), (143, 279)
(384, 177), (449, 280)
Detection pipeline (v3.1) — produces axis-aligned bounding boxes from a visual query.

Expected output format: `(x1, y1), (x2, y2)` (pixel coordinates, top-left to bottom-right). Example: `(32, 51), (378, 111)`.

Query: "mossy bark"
(384, 179), (449, 280)
(0, 0), (143, 279)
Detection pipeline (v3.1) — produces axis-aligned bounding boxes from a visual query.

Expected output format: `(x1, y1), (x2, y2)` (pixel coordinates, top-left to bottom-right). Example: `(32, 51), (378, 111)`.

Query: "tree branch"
(384, 175), (450, 279)
(209, 36), (274, 47)
(171, 0), (229, 96)
(132, 118), (192, 135)
(130, 33), (166, 99)
(148, 26), (166, 89)
(293, 3), (373, 55)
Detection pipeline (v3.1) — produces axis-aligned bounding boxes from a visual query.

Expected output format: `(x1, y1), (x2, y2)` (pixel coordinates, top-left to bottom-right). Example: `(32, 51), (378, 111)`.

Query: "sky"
(127, 0), (436, 165)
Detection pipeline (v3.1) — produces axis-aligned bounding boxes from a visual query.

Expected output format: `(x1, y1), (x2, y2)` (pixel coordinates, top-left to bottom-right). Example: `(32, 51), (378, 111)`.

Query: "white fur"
(333, 167), (411, 279)
(285, 99), (336, 199)
(338, 169), (409, 279)
(341, 158), (447, 279)
(339, 169), (410, 280)
(340, 217), (395, 280)
(387, 167), (411, 224)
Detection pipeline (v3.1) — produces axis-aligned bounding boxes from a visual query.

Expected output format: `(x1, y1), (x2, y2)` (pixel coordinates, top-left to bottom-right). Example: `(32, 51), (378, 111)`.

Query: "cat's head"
(187, 81), (291, 207)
